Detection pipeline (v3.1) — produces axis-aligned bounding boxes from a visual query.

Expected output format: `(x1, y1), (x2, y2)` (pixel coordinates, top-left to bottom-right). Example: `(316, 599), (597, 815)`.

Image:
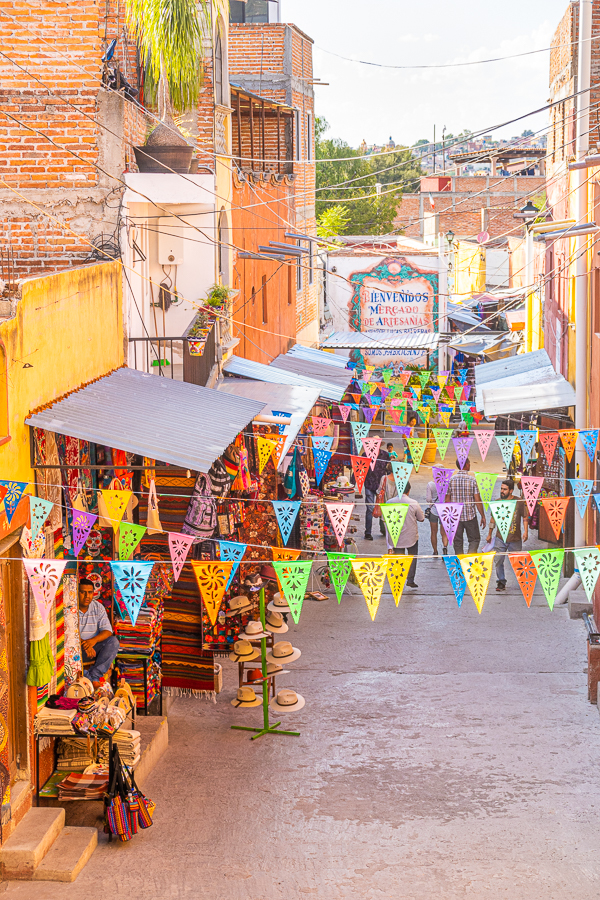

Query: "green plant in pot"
(127, 0), (208, 173)
(204, 284), (234, 309)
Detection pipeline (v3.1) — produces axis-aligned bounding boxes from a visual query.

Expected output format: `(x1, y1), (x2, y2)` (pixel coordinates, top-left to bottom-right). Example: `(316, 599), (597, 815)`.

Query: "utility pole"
(574, 0), (592, 547)
(433, 125), (436, 174)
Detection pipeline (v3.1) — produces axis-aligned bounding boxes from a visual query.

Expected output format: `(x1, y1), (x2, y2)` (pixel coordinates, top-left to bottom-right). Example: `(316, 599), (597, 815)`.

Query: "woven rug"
(140, 469), (216, 699)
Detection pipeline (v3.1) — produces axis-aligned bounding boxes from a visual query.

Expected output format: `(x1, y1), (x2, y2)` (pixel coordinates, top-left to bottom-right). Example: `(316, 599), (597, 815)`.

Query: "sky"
(282, 0), (571, 149)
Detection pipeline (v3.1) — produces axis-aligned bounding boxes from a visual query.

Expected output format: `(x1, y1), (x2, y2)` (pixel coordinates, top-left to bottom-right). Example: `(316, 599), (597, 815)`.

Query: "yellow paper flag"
(437, 374), (448, 388)
(412, 385), (421, 399)
(387, 556), (412, 606)
(459, 553), (495, 614)
(351, 557), (389, 621)
(191, 561), (234, 626)
(100, 489), (132, 533)
(256, 437), (276, 474)
(439, 409), (452, 428)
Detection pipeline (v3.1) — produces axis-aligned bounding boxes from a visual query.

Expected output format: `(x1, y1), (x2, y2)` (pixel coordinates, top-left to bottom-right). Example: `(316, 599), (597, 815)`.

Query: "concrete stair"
(0, 807), (97, 882)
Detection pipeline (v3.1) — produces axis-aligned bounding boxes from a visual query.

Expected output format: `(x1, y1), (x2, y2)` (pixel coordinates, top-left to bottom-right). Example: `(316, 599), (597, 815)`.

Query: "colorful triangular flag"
(192, 561), (234, 627)
(432, 429), (452, 460)
(273, 560), (313, 623)
(381, 503), (409, 547)
(23, 559), (68, 625)
(460, 553), (495, 614)
(168, 532), (195, 582)
(516, 429), (537, 464)
(509, 553), (537, 607)
(118, 522), (147, 560)
(325, 502), (354, 548)
(272, 500), (301, 545)
(496, 435), (516, 470)
(111, 561), (154, 625)
(391, 461), (412, 498)
(489, 499), (517, 542)
(444, 554), (467, 607)
(530, 548), (564, 610)
(351, 557), (389, 621)
(520, 476), (544, 516)
(29, 497), (53, 540)
(327, 552), (355, 603)
(540, 497), (569, 540)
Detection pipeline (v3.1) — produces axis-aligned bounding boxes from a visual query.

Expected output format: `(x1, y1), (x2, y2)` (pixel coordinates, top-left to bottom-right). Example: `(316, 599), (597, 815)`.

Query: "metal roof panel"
(321, 330), (440, 350)
(222, 356), (346, 401)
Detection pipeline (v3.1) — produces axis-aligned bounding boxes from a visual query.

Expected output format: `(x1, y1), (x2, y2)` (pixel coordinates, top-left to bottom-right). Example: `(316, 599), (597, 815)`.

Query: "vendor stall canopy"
(321, 330), (440, 351)
(223, 353), (350, 402)
(25, 368), (266, 473)
(475, 349), (576, 417)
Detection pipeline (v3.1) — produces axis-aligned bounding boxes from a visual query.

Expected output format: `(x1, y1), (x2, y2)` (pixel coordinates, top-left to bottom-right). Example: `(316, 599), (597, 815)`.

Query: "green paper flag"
(418, 370), (431, 389)
(530, 548), (565, 610)
(474, 472), (497, 510)
(406, 438), (427, 472)
(573, 548), (600, 601)
(432, 428), (452, 460)
(382, 368), (393, 385)
(381, 503), (409, 547)
(489, 499), (517, 542)
(273, 560), (313, 623)
(326, 552), (356, 603)
(118, 522), (147, 560)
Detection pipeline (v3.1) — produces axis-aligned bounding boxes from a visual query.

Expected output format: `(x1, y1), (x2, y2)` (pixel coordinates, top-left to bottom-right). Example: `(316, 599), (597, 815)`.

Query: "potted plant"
(127, 0), (207, 173)
(204, 283), (235, 311)
(184, 309), (211, 356)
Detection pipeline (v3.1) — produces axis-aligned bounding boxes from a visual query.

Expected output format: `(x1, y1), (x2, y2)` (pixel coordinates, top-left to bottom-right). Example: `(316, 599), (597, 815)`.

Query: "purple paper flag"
(453, 436), (474, 469)
(363, 407), (378, 424)
(380, 386), (390, 400)
(462, 385), (472, 401)
(72, 509), (98, 556)
(437, 503), (463, 544)
(432, 467), (454, 504)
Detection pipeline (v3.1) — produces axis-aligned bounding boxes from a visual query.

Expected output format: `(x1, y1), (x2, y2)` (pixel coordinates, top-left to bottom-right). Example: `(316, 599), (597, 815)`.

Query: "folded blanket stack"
(116, 654), (161, 709)
(57, 771), (109, 801)
(115, 598), (163, 654)
(34, 707), (76, 736)
(56, 737), (96, 771)
(98, 729), (141, 769)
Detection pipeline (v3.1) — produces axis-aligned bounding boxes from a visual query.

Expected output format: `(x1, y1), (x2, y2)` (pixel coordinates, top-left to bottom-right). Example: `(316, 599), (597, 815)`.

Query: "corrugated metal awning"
(474, 350), (576, 415)
(216, 381), (320, 463)
(270, 354), (353, 388)
(286, 344), (351, 368)
(321, 330), (439, 350)
(222, 356), (347, 401)
(25, 368), (265, 473)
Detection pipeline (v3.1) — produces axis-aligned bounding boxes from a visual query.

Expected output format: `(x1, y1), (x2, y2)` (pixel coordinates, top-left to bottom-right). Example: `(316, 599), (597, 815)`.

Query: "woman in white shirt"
(426, 479), (448, 556)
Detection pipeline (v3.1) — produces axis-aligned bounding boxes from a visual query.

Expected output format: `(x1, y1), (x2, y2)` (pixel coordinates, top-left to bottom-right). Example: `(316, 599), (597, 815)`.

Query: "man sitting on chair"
(78, 578), (119, 687)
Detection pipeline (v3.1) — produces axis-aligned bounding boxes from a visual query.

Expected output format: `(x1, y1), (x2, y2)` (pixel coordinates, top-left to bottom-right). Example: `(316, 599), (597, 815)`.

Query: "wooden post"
(277, 106), (281, 174)
(261, 100), (266, 172)
(236, 92), (242, 167)
(250, 99), (255, 167)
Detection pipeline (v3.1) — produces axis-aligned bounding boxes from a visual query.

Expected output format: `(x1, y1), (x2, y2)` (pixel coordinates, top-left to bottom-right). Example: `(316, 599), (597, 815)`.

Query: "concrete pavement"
(6, 446), (600, 899)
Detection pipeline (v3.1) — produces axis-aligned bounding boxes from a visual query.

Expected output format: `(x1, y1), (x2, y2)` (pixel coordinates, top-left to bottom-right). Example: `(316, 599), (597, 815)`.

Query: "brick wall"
(395, 175), (546, 241)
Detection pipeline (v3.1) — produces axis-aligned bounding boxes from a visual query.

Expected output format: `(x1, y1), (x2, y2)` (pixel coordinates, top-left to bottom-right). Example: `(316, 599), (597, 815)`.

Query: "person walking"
(485, 478), (529, 592)
(426, 477), (448, 556)
(447, 458), (486, 554)
(384, 481), (424, 587)
(363, 445), (390, 541)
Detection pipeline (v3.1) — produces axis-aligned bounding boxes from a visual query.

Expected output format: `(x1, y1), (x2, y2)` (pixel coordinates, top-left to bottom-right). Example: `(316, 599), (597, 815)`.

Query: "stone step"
(32, 826), (98, 883)
(0, 807), (65, 879)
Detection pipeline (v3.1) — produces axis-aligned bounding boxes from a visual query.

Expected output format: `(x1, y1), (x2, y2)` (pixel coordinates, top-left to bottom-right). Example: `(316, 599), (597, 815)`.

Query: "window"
(262, 274), (268, 323)
(296, 241), (302, 292)
(214, 28), (225, 106)
(307, 112), (312, 161)
(251, 285), (256, 306)
(229, 0), (269, 23)
(294, 110), (301, 161)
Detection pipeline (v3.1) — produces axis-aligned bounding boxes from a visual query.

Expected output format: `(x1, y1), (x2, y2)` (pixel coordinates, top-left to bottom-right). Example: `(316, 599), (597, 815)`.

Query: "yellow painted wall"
(454, 241), (486, 301)
(0, 261), (124, 494)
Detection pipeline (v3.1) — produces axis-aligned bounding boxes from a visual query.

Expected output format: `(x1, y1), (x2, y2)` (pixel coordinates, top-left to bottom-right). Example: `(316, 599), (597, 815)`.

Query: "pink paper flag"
(325, 502), (355, 548)
(168, 532), (195, 582)
(453, 436), (474, 469)
(521, 476), (544, 516)
(338, 405), (351, 423)
(72, 509), (98, 556)
(431, 387), (442, 402)
(24, 559), (68, 625)
(437, 504), (463, 545)
(362, 436), (382, 471)
(312, 416), (330, 436)
(474, 430), (495, 461)
(432, 466), (454, 503)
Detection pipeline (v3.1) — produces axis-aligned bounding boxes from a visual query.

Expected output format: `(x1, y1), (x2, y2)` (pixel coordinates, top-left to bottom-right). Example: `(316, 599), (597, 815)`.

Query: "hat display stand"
(231, 588), (300, 741)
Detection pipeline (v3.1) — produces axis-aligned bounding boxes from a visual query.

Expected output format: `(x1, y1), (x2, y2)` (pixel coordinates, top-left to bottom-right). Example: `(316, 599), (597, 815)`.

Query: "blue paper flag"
(351, 421), (370, 453)
(443, 555), (467, 607)
(569, 479), (594, 518)
(0, 481), (27, 526)
(272, 410), (292, 435)
(29, 496), (54, 540)
(594, 494), (600, 514)
(110, 561), (154, 626)
(579, 429), (599, 463)
(456, 369), (468, 384)
(516, 430), (537, 464)
(312, 435), (334, 453)
(496, 435), (517, 469)
(313, 449), (332, 486)
(219, 541), (247, 590)
(272, 501), (301, 545)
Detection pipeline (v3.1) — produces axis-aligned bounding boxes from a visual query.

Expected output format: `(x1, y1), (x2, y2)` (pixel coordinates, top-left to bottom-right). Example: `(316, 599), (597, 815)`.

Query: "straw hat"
(230, 686), (262, 708)
(229, 640), (260, 662)
(266, 641), (301, 664)
(264, 609), (288, 634)
(226, 595), (254, 618)
(247, 662), (289, 682)
(269, 689), (305, 713)
(267, 592), (290, 613)
(240, 620), (269, 641)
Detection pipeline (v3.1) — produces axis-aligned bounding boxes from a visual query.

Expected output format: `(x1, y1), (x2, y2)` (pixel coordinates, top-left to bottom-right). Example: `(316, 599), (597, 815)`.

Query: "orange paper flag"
(272, 547), (302, 561)
(559, 430), (578, 463)
(541, 496), (570, 540)
(509, 553), (537, 607)
(270, 434), (287, 469)
(192, 561), (234, 626)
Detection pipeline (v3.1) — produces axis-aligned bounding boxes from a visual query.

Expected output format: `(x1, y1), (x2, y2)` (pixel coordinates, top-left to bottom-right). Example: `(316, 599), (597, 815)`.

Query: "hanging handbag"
(146, 479), (164, 535)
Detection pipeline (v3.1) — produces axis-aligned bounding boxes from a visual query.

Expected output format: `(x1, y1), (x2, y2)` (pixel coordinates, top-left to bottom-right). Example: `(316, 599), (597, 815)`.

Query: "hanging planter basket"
(133, 144), (194, 174)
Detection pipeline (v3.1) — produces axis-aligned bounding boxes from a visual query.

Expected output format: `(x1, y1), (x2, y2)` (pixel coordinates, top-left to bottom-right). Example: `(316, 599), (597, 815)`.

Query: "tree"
(126, 0), (208, 114)
(316, 207), (351, 239)
(315, 119), (425, 236)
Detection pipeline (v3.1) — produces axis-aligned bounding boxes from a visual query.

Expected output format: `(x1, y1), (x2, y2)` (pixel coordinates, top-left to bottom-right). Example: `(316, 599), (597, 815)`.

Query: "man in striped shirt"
(447, 458), (487, 554)
(78, 578), (119, 687)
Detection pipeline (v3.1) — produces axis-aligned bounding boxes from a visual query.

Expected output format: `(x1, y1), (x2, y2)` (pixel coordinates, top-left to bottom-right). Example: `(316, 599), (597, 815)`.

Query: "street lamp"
(445, 229), (455, 245)
(513, 200), (539, 220)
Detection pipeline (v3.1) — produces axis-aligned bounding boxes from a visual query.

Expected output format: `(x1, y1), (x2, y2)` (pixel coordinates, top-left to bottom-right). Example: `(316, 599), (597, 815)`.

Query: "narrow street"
(8, 451), (600, 900)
